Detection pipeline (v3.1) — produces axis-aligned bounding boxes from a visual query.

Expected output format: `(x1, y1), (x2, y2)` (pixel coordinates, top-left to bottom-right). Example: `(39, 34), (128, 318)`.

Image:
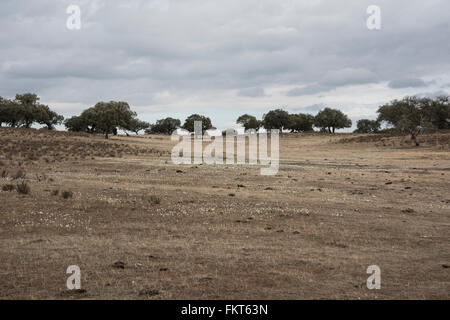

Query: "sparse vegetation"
(0, 102), (449, 300)
(150, 195), (161, 205)
(12, 170), (26, 180)
(61, 191), (73, 199)
(2, 184), (15, 192)
(16, 181), (30, 194)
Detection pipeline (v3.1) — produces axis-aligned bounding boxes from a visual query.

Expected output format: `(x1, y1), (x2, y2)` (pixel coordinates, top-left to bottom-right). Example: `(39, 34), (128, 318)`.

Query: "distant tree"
(222, 129), (238, 136)
(0, 97), (12, 126)
(64, 115), (88, 132)
(236, 114), (261, 131)
(377, 96), (425, 146)
(36, 104), (64, 130)
(146, 117), (181, 134)
(91, 101), (136, 139)
(262, 109), (290, 131)
(1, 94), (62, 129)
(287, 113), (315, 132)
(419, 96), (450, 130)
(182, 114), (213, 133)
(354, 119), (380, 133)
(314, 108), (352, 133)
(3, 100), (25, 127)
(125, 118), (150, 135)
(15, 93), (40, 128)
(64, 101), (137, 139)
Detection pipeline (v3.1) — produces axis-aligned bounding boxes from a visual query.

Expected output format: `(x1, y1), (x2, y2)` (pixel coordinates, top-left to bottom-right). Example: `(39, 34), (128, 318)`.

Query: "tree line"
(356, 95), (450, 145)
(1, 93), (449, 144)
(0, 93), (64, 130)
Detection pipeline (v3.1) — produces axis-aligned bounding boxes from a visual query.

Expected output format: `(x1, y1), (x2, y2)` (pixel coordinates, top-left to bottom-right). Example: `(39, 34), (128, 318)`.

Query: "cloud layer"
(0, 0), (449, 130)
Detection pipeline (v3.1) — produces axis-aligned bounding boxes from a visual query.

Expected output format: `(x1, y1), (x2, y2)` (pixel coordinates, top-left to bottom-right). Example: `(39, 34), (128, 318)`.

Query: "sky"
(1, 0), (449, 131)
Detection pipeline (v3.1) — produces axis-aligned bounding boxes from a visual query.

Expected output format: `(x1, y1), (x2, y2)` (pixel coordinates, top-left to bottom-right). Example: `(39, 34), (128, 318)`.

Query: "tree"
(287, 113), (315, 132)
(146, 117), (181, 134)
(236, 114), (261, 131)
(64, 101), (137, 138)
(419, 96), (450, 130)
(90, 101), (137, 139)
(377, 96), (424, 146)
(354, 119), (380, 133)
(15, 93), (40, 128)
(262, 109), (290, 131)
(64, 115), (88, 132)
(0, 97), (13, 126)
(1, 94), (62, 129)
(36, 104), (64, 130)
(125, 118), (150, 135)
(182, 114), (213, 133)
(314, 108), (352, 133)
(222, 129), (238, 136)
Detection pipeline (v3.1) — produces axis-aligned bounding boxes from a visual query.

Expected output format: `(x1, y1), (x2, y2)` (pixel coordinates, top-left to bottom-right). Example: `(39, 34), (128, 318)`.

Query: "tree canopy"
(0, 93), (63, 129)
(126, 118), (150, 135)
(182, 114), (214, 133)
(287, 113), (315, 132)
(64, 101), (138, 138)
(376, 95), (450, 145)
(354, 119), (380, 133)
(146, 117), (181, 134)
(236, 114), (261, 131)
(314, 108), (352, 133)
(262, 109), (291, 131)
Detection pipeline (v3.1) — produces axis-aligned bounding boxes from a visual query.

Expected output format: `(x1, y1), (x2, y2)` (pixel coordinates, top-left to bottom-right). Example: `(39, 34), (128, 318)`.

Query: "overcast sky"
(1, 0), (449, 130)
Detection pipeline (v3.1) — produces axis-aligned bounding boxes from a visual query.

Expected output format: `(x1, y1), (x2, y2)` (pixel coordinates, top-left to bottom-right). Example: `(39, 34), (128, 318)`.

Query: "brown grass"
(0, 127), (449, 299)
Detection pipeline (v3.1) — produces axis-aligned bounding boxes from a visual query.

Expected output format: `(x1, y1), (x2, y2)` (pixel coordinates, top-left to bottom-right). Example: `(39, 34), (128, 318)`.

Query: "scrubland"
(0, 127), (449, 299)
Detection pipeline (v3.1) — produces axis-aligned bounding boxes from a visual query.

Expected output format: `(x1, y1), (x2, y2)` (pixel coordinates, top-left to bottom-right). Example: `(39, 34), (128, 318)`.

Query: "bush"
(150, 195), (161, 205)
(2, 184), (15, 192)
(12, 170), (26, 180)
(16, 181), (30, 194)
(61, 191), (73, 199)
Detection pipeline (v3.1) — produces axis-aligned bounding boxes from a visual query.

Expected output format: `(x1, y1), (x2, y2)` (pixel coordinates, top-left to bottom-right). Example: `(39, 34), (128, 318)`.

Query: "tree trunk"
(105, 132), (109, 139)
(411, 133), (419, 146)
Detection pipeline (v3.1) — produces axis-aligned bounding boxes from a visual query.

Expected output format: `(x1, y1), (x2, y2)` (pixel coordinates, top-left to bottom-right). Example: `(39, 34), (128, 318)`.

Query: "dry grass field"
(0, 127), (449, 299)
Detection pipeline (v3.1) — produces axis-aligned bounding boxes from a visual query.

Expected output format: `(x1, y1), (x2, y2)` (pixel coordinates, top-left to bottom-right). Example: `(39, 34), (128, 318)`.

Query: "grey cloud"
(388, 78), (428, 89)
(289, 103), (326, 114)
(237, 87), (266, 97)
(287, 68), (378, 96)
(415, 90), (449, 99)
(0, 0), (450, 127)
(320, 68), (377, 87)
(287, 85), (331, 96)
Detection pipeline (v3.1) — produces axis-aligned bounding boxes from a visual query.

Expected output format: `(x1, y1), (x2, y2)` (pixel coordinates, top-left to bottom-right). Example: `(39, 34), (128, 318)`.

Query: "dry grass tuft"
(61, 191), (73, 199)
(16, 181), (30, 194)
(2, 184), (15, 192)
